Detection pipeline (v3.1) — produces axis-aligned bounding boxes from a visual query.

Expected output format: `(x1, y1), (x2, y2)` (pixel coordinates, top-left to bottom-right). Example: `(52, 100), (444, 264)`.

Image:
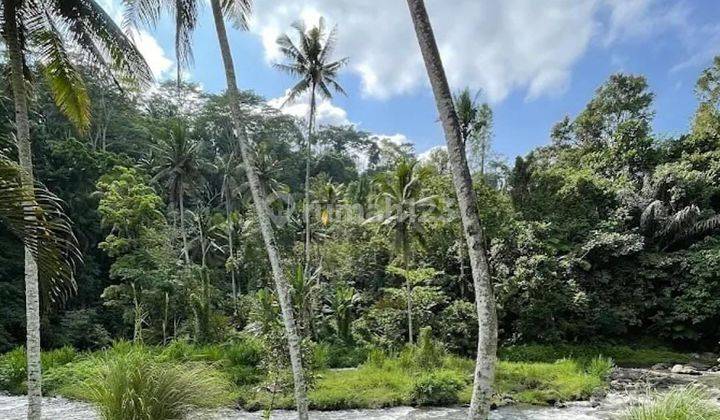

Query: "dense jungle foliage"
(1, 56), (720, 361)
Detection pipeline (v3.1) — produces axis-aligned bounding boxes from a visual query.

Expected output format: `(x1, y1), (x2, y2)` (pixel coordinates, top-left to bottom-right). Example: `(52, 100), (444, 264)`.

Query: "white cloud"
(602, 0), (689, 46)
(95, 0), (175, 80)
(131, 30), (174, 79)
(376, 134), (410, 147)
(418, 145), (446, 162)
(248, 0), (668, 103)
(268, 90), (350, 126)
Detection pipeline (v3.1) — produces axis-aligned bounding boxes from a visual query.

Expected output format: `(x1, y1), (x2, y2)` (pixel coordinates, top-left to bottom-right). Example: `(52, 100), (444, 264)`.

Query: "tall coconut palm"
(1, 1), (150, 416)
(274, 19), (348, 281)
(366, 159), (437, 344)
(216, 151), (243, 312)
(454, 88), (492, 177)
(151, 123), (201, 264)
(124, 1), (311, 417)
(405, 1), (497, 418)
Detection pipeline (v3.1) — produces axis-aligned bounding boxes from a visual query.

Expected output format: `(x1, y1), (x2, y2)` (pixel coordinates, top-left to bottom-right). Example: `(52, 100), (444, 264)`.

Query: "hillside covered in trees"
(1, 2), (720, 419)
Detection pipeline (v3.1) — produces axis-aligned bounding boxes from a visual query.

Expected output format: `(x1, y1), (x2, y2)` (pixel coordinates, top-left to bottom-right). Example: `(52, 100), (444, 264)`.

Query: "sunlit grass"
(621, 386), (720, 420)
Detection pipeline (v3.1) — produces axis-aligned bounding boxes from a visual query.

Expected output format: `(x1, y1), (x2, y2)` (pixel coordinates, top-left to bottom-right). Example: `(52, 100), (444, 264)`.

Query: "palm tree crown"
(274, 18), (348, 104)
(3, 0), (152, 129)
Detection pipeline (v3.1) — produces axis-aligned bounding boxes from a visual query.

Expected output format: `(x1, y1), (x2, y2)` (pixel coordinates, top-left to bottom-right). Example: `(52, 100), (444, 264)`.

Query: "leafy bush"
(585, 356), (614, 380)
(437, 300), (478, 356)
(0, 346), (78, 394)
(410, 370), (466, 406)
(499, 344), (690, 367)
(621, 386), (720, 420)
(312, 343), (369, 369)
(81, 349), (232, 420)
(0, 347), (26, 394)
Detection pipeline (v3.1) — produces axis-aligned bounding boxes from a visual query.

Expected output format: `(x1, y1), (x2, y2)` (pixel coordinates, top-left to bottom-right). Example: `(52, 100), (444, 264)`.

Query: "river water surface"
(0, 393), (633, 419)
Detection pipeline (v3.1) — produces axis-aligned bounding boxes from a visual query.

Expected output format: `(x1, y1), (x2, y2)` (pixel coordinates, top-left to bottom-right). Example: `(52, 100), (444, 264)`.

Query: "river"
(0, 393), (631, 419)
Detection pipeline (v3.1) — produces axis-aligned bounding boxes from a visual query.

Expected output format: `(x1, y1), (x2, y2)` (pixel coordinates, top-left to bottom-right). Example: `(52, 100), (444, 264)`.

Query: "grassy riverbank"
(0, 340), (693, 412)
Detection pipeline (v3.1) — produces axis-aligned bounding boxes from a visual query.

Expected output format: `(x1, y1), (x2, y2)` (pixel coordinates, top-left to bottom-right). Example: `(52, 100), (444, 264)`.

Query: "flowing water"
(5, 367), (717, 420)
(0, 393), (634, 420)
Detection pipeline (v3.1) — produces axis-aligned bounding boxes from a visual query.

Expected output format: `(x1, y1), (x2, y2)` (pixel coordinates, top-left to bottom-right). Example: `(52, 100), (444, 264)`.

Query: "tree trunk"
(179, 188), (191, 264)
(131, 282), (143, 343)
(225, 187), (238, 315)
(404, 249), (414, 345)
(208, 2), (309, 418)
(304, 86), (316, 281)
(163, 292), (169, 345)
(405, 1), (498, 418)
(3, 5), (43, 419)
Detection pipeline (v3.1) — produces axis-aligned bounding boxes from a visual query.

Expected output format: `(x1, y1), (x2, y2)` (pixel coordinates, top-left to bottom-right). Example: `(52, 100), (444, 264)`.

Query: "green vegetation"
(621, 386), (720, 420)
(499, 344), (690, 367)
(2, 0), (720, 415)
(0, 340), (625, 412)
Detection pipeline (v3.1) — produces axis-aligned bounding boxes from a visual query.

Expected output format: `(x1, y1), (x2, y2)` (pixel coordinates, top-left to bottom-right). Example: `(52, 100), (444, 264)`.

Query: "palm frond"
(54, 0), (153, 87)
(173, 0), (198, 81)
(31, 13), (91, 131)
(221, 0), (252, 30)
(659, 204), (700, 239)
(0, 154), (82, 305)
(640, 199), (664, 234)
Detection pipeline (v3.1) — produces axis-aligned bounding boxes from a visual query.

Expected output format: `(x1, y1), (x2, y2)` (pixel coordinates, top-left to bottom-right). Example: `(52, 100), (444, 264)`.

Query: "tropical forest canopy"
(1, 55), (720, 357)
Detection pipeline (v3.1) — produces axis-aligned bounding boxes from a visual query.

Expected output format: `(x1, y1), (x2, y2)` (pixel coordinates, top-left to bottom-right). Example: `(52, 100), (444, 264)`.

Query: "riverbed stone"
(670, 364), (701, 375)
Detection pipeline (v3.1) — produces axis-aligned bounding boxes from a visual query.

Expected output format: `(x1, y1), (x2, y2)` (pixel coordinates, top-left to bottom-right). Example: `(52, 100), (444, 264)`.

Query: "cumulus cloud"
(248, 0), (667, 103)
(268, 90), (350, 126)
(94, 0), (175, 80)
(132, 30), (174, 79)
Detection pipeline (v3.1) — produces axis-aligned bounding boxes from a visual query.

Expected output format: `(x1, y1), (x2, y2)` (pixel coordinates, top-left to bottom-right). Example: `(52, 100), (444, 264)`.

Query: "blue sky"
(112, 0), (720, 161)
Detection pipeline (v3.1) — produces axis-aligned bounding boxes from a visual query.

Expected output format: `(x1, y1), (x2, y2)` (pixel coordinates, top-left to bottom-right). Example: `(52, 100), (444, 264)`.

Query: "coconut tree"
(454, 88), (492, 177)
(274, 18), (348, 281)
(366, 158), (437, 344)
(124, 0), (311, 416)
(216, 150), (243, 311)
(1, 1), (150, 416)
(405, 1), (497, 418)
(151, 123), (201, 264)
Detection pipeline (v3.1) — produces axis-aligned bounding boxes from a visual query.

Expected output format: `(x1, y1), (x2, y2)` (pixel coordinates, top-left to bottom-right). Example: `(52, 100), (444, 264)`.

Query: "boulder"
(670, 364), (701, 375)
(650, 363), (669, 371)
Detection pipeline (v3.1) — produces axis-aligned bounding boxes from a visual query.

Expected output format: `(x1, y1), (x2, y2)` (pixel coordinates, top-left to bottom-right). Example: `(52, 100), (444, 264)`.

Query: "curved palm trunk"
(405, 1), (497, 418)
(4, 5), (43, 419)
(208, 2), (309, 418)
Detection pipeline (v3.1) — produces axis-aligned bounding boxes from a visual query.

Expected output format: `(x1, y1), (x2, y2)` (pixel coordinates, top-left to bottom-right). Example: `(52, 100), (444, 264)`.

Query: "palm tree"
(274, 19), (348, 282)
(1, 1), (150, 416)
(454, 88), (492, 177)
(366, 159), (437, 344)
(125, 1), (311, 416)
(216, 151), (243, 312)
(152, 123), (201, 264)
(405, 1), (497, 418)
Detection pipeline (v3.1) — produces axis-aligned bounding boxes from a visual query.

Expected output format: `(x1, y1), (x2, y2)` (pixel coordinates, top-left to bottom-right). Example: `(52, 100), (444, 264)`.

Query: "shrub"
(81, 349), (232, 420)
(313, 342), (370, 369)
(0, 346), (78, 394)
(0, 347), (26, 394)
(410, 370), (466, 406)
(585, 356), (614, 380)
(621, 386), (720, 420)
(499, 344), (690, 367)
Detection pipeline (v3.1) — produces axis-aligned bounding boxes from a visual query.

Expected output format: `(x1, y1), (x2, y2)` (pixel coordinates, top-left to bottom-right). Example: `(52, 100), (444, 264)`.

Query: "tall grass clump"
(82, 349), (232, 420)
(585, 355), (614, 380)
(622, 386), (720, 420)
